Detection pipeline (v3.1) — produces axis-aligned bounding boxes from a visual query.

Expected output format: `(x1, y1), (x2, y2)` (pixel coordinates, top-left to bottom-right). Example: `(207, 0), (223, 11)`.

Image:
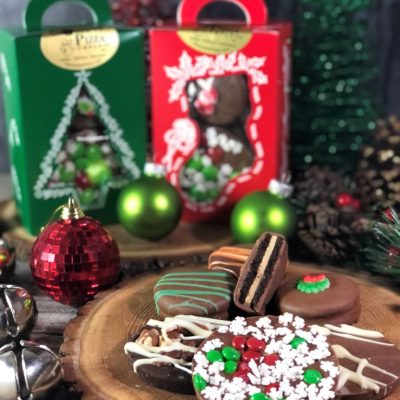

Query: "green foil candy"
(193, 373), (207, 391)
(203, 165), (219, 181)
(303, 369), (323, 385)
(206, 350), (224, 363)
(222, 346), (241, 361)
(249, 393), (270, 400)
(290, 337), (307, 349)
(224, 360), (238, 374)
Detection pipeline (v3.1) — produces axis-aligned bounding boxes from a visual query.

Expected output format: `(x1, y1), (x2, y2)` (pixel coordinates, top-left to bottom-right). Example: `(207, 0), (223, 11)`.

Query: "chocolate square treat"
(154, 271), (236, 319)
(313, 324), (400, 400)
(125, 315), (231, 394)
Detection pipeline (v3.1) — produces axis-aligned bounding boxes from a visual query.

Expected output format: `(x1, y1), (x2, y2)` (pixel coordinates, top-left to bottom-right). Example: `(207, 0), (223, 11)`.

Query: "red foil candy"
(242, 350), (261, 362)
(232, 335), (247, 350)
(246, 337), (266, 352)
(265, 383), (280, 394)
(30, 211), (120, 306)
(262, 353), (280, 366)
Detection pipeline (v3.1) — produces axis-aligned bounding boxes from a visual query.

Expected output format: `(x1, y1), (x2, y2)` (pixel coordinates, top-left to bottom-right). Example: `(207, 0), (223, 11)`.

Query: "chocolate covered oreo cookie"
(234, 232), (288, 315)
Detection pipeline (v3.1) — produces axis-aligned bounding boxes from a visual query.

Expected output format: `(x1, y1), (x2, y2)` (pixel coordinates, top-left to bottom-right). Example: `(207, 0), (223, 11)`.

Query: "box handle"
(177, 0), (268, 28)
(24, 0), (113, 33)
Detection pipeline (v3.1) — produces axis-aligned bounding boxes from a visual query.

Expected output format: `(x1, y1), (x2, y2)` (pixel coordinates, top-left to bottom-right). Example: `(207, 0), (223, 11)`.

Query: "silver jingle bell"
(0, 340), (63, 400)
(0, 239), (16, 280)
(0, 286), (37, 346)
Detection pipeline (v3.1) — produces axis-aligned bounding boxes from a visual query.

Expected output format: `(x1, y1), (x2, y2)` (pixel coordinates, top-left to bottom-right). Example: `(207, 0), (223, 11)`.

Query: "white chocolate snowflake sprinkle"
(193, 314), (339, 400)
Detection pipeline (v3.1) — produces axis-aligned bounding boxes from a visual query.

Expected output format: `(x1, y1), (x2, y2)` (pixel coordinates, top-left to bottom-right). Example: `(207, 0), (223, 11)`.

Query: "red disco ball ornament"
(30, 198), (120, 306)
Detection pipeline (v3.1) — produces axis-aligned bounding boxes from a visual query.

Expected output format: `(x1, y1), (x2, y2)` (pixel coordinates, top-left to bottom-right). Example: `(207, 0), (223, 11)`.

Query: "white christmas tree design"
(34, 71), (140, 208)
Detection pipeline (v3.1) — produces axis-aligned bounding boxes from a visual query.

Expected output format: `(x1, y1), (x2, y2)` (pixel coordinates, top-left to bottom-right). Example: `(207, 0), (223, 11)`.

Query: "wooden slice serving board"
(60, 262), (400, 400)
(0, 200), (233, 269)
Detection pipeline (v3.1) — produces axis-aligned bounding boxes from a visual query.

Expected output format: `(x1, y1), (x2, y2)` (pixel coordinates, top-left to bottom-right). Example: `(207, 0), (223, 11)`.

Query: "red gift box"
(151, 0), (292, 222)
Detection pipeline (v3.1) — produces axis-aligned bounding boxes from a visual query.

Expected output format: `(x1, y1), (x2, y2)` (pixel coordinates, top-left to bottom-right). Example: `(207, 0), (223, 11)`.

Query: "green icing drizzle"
(155, 283), (234, 292)
(162, 272), (230, 277)
(155, 278), (235, 286)
(169, 300), (210, 315)
(154, 271), (234, 316)
(296, 278), (330, 294)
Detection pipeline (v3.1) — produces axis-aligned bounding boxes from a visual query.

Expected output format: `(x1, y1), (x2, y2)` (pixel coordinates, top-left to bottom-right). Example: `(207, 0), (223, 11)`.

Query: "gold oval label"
(40, 28), (120, 71)
(178, 28), (252, 55)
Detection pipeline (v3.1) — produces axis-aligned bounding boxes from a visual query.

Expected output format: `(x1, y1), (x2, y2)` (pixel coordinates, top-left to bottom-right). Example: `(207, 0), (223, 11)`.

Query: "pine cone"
(297, 203), (368, 265)
(294, 166), (350, 206)
(356, 116), (400, 210)
(294, 166), (369, 265)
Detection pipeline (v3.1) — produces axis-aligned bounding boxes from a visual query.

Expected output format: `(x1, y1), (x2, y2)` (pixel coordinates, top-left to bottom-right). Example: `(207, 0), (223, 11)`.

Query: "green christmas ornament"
(85, 160), (112, 186)
(230, 191), (296, 243)
(117, 176), (183, 241)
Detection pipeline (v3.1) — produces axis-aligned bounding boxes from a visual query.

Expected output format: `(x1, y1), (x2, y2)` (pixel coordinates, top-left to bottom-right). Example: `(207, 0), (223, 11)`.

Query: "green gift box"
(0, 0), (147, 234)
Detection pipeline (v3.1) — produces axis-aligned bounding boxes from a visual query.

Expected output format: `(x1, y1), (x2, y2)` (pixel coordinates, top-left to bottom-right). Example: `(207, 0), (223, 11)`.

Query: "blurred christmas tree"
(365, 209), (400, 280)
(291, 0), (380, 173)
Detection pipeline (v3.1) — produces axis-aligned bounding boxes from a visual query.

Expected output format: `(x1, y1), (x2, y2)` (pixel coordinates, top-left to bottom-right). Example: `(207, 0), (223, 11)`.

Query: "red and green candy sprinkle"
(297, 274), (331, 294)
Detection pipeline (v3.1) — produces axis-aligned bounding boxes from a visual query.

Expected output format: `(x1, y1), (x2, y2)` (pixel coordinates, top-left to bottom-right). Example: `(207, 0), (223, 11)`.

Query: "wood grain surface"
(60, 262), (400, 400)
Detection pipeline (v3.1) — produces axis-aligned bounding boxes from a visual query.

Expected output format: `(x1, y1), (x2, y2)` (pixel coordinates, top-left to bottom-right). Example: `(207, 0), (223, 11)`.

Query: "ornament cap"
(60, 198), (85, 221)
(268, 179), (293, 199)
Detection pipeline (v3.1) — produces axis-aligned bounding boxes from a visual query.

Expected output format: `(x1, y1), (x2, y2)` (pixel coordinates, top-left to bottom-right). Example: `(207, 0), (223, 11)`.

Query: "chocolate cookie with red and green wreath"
(275, 273), (361, 325)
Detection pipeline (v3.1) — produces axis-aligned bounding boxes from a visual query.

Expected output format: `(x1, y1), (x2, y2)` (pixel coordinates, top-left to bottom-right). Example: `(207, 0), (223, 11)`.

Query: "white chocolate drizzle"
(312, 324), (393, 346)
(124, 341), (198, 357)
(338, 366), (383, 393)
(174, 363), (192, 374)
(148, 315), (230, 345)
(125, 315), (230, 373)
(132, 357), (191, 372)
(314, 323), (399, 395)
(333, 345), (396, 393)
(325, 324), (385, 338)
